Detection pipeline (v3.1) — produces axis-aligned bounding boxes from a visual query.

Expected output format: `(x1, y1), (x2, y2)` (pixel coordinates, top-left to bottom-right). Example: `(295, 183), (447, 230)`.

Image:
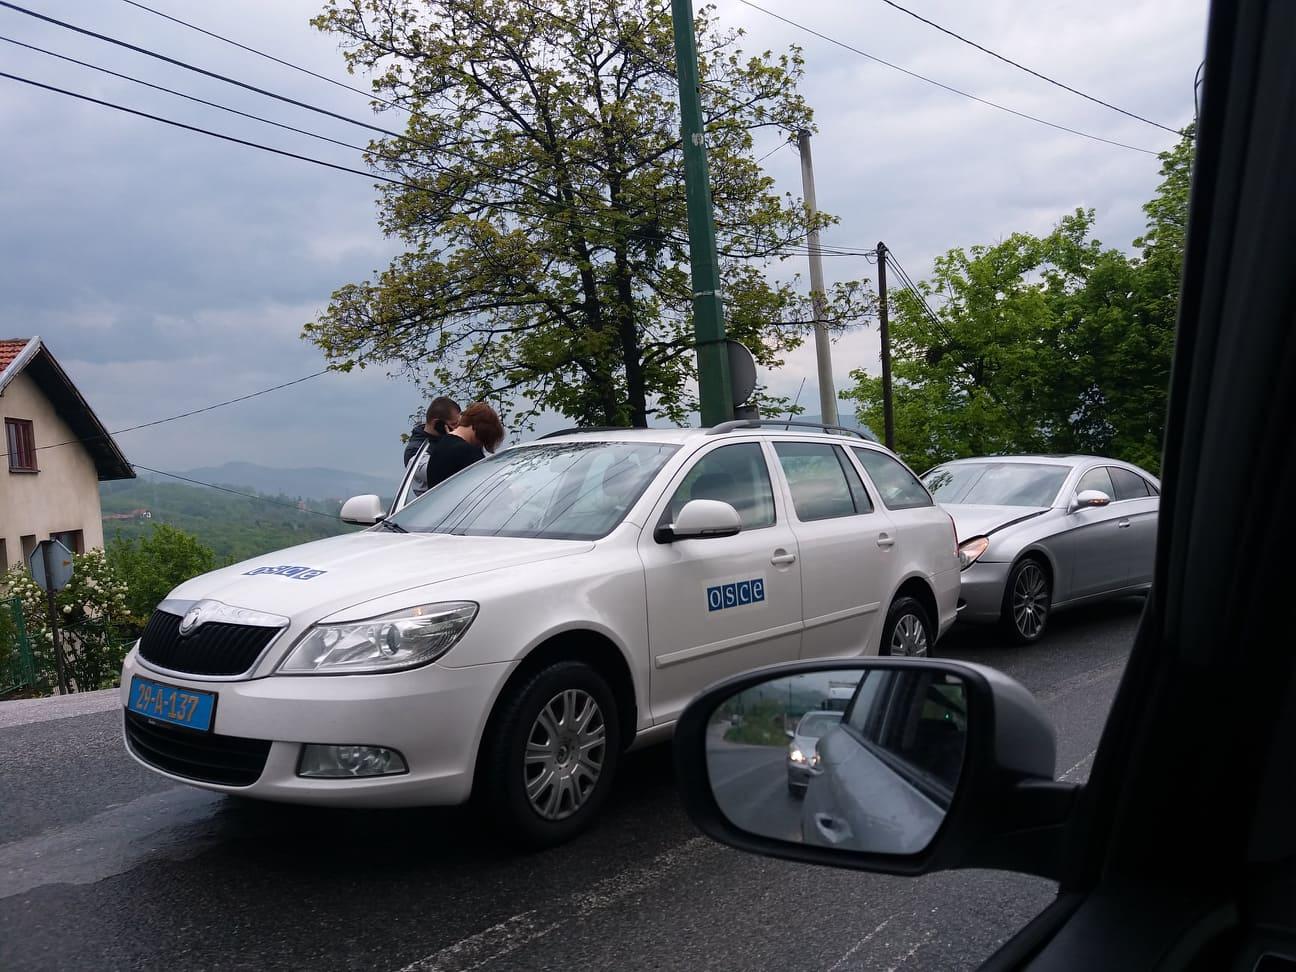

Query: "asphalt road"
(0, 597), (1143, 971)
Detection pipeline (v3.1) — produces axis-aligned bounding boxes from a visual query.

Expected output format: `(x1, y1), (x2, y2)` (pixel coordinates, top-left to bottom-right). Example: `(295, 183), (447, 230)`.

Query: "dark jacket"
(422, 433), (485, 491)
(402, 424), (445, 468)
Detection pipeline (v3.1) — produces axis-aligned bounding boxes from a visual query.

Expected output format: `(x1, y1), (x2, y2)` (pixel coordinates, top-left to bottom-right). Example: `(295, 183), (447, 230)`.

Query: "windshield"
(924, 462), (1071, 507)
(797, 712), (843, 737)
(386, 441), (678, 540)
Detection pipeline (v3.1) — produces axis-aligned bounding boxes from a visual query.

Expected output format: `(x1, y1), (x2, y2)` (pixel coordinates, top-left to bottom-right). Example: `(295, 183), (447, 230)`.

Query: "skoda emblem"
(179, 604), (205, 636)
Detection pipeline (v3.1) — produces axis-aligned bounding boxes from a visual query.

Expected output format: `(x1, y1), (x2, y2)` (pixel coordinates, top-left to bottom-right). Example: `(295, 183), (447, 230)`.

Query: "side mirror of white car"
(1072, 489), (1112, 511)
(656, 499), (743, 543)
(340, 494), (387, 525)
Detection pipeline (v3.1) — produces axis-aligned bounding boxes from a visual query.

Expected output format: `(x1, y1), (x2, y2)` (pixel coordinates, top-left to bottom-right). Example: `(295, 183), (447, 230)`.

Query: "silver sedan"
(922, 456), (1159, 643)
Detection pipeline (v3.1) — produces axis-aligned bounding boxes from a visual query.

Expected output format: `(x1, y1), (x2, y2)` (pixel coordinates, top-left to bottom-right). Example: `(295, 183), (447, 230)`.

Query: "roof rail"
(707, 419), (876, 441)
(536, 426), (635, 440)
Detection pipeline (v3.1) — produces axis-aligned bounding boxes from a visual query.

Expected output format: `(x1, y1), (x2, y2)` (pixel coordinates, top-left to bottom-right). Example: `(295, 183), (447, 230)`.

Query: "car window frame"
(849, 445), (935, 511)
(650, 438), (783, 535)
(771, 439), (875, 523)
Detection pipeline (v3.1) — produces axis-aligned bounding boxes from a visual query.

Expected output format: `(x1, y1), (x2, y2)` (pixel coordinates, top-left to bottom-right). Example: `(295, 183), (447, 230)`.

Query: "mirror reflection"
(706, 667), (969, 855)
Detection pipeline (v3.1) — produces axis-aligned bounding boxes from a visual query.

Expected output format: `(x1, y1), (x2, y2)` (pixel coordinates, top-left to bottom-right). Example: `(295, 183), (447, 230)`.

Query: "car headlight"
(789, 748), (806, 763)
(958, 536), (990, 570)
(278, 602), (478, 674)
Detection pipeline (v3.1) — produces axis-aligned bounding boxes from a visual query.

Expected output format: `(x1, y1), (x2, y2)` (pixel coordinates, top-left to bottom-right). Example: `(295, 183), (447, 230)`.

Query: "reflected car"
(923, 456), (1159, 644)
(801, 668), (967, 854)
(786, 710), (843, 796)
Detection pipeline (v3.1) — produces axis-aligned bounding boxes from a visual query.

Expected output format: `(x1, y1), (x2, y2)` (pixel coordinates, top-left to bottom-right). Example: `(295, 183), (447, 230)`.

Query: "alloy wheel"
(890, 613), (929, 657)
(1012, 563), (1049, 640)
(524, 688), (606, 821)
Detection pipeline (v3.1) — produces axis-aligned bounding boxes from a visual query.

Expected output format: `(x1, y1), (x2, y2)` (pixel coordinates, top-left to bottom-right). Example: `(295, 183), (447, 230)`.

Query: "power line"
(0, 34), (398, 162)
(732, 0), (1160, 155)
(875, 0), (1178, 134)
(0, 369), (331, 460)
(131, 464), (345, 520)
(117, 0), (408, 114)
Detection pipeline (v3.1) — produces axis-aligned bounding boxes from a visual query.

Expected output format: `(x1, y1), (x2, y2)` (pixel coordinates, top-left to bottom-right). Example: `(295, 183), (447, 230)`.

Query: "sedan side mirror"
(1072, 489), (1112, 511)
(674, 659), (1078, 879)
(340, 494), (386, 525)
(655, 499), (742, 543)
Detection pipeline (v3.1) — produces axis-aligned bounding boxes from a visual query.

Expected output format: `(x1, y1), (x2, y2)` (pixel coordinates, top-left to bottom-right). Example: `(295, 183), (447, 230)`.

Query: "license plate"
(128, 676), (216, 732)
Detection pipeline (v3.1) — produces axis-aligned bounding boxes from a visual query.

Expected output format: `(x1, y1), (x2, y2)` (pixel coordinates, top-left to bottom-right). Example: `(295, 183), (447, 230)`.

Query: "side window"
(1076, 466), (1116, 500)
(851, 448), (933, 510)
(1108, 467), (1150, 501)
(774, 442), (862, 521)
(666, 443), (775, 529)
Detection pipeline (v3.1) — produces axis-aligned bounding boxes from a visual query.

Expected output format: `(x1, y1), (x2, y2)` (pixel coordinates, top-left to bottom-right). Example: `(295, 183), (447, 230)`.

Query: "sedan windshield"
(924, 462), (1071, 507)
(387, 441), (678, 540)
(797, 713), (843, 738)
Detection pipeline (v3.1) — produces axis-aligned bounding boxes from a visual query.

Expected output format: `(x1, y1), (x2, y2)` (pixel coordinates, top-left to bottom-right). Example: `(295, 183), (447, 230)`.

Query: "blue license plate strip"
(128, 676), (216, 732)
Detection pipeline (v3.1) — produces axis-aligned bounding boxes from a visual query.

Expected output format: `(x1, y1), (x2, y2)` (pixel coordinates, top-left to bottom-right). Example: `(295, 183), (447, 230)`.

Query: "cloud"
(0, 0), (1208, 477)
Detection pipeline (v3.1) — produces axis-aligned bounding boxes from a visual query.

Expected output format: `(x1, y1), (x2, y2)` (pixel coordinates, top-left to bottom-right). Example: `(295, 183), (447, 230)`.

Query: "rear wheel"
(879, 595), (933, 657)
(479, 661), (621, 849)
(1002, 558), (1051, 644)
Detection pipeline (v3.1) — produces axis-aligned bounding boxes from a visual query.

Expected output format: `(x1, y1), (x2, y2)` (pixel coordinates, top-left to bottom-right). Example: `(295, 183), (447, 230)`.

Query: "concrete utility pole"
(797, 129), (838, 425)
(671, 0), (733, 426)
(876, 241), (895, 450)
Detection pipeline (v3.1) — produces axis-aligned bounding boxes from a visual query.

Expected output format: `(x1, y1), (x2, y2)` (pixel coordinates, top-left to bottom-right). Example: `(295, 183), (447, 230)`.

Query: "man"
(420, 402), (506, 492)
(403, 397), (461, 468)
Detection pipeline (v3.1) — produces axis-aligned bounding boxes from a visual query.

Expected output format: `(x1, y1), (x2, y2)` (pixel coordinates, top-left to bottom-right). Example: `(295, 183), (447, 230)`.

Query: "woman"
(421, 402), (505, 491)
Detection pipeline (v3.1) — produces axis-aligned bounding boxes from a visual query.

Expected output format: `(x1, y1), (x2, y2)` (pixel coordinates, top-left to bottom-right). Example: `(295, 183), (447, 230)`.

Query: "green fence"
(1, 596), (41, 698)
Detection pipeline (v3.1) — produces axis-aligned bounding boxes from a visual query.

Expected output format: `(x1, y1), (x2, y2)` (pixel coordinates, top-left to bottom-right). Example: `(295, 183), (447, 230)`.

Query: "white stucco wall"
(0, 370), (105, 571)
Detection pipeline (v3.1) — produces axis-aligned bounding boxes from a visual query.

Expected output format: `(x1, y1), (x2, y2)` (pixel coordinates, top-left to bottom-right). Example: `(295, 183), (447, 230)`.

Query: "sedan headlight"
(278, 602), (478, 674)
(958, 536), (990, 570)
(789, 748), (807, 763)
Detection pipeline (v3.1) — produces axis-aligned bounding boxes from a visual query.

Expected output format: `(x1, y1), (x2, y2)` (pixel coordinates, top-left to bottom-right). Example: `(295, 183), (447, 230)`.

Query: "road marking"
(1035, 660), (1125, 704)
(827, 915), (895, 971)
(883, 928), (935, 970)
(396, 836), (717, 972)
(1060, 749), (1097, 782)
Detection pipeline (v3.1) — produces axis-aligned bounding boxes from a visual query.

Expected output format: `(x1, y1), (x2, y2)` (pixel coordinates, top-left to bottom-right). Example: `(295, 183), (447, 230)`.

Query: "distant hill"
(101, 478), (359, 565)
(160, 462), (394, 502)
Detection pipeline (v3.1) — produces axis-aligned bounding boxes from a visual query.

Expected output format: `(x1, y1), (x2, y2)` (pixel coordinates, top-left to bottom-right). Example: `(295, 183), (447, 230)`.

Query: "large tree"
(844, 128), (1193, 474)
(306, 0), (870, 427)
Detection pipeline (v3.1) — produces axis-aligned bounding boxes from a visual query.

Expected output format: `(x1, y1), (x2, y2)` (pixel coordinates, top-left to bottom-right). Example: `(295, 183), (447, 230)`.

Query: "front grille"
(125, 711), (271, 786)
(138, 609), (280, 676)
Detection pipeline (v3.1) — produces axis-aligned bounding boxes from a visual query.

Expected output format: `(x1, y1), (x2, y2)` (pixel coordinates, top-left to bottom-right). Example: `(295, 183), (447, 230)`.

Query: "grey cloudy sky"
(0, 0), (1207, 480)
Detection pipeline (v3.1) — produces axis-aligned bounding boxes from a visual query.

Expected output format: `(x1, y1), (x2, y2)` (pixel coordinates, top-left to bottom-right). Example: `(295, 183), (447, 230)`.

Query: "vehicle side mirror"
(673, 659), (1079, 879)
(785, 729), (795, 740)
(1072, 489), (1112, 511)
(655, 499), (742, 543)
(340, 494), (386, 525)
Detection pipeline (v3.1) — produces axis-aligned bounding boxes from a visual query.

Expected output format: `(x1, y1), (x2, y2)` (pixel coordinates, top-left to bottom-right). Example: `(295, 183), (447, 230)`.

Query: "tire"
(478, 660), (621, 849)
(879, 595), (934, 657)
(788, 781), (806, 799)
(1001, 557), (1051, 644)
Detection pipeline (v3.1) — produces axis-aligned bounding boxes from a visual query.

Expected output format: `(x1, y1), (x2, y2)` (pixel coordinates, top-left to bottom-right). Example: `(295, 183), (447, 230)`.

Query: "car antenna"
(785, 378), (806, 430)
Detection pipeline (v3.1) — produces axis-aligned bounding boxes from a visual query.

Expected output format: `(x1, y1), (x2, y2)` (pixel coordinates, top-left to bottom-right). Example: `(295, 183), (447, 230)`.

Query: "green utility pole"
(671, 0), (733, 425)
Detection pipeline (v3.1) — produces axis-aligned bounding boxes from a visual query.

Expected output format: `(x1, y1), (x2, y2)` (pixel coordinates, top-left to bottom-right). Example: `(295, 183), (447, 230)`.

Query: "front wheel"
(479, 661), (621, 849)
(879, 595), (933, 657)
(1002, 558), (1051, 644)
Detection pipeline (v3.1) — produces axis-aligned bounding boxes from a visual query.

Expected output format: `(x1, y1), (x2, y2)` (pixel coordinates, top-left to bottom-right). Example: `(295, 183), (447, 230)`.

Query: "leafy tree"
(306, 0), (872, 427)
(844, 128), (1193, 474)
(107, 523), (217, 628)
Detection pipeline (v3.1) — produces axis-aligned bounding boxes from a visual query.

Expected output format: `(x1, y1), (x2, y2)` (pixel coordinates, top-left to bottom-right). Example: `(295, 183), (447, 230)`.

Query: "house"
(0, 337), (134, 572)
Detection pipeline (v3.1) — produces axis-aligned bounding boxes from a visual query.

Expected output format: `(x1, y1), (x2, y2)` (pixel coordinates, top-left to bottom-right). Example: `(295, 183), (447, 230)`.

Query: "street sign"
(28, 539), (74, 594)
(726, 339), (757, 407)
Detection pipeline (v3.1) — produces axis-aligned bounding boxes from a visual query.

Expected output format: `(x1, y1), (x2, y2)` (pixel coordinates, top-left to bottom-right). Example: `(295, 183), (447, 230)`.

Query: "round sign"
(726, 340), (758, 407)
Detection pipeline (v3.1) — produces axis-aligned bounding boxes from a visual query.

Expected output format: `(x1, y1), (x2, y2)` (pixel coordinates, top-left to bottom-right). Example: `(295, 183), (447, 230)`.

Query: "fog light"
(298, 744), (408, 778)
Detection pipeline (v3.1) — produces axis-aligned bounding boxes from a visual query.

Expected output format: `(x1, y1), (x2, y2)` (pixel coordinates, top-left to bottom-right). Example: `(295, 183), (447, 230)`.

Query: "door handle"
(1117, 519), (1132, 529)
(876, 533), (895, 548)
(770, 549), (797, 566)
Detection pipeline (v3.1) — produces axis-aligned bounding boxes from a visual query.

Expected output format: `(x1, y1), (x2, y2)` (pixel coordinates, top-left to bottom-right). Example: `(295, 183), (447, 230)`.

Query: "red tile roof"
(0, 338), (30, 373)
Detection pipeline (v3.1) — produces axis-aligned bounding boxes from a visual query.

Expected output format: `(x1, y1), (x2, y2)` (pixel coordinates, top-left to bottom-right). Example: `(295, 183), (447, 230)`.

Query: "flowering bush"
(1, 549), (132, 693)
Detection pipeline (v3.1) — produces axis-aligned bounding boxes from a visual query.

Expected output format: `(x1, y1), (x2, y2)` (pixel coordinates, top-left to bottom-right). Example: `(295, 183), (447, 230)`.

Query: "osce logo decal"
(243, 565), (327, 581)
(707, 578), (765, 612)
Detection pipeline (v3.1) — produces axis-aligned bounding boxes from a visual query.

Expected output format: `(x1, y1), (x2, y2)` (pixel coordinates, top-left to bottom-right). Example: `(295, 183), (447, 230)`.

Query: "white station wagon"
(120, 422), (960, 846)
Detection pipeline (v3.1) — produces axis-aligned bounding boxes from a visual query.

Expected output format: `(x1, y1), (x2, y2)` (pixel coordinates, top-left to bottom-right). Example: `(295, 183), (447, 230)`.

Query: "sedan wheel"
(880, 595), (933, 657)
(524, 688), (606, 821)
(1004, 559), (1051, 644)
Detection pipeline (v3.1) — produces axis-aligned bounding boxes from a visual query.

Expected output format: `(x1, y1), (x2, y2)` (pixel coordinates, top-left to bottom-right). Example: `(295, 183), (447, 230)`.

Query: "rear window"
(852, 448), (933, 510)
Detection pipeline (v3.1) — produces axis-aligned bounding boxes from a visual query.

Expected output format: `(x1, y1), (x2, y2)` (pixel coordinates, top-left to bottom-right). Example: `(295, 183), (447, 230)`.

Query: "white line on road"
(883, 928), (936, 971)
(827, 915), (895, 971)
(395, 836), (718, 972)
(1060, 749), (1097, 782)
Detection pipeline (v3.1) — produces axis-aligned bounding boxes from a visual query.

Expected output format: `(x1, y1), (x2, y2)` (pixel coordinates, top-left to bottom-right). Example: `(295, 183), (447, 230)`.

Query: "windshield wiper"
(377, 519), (407, 533)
